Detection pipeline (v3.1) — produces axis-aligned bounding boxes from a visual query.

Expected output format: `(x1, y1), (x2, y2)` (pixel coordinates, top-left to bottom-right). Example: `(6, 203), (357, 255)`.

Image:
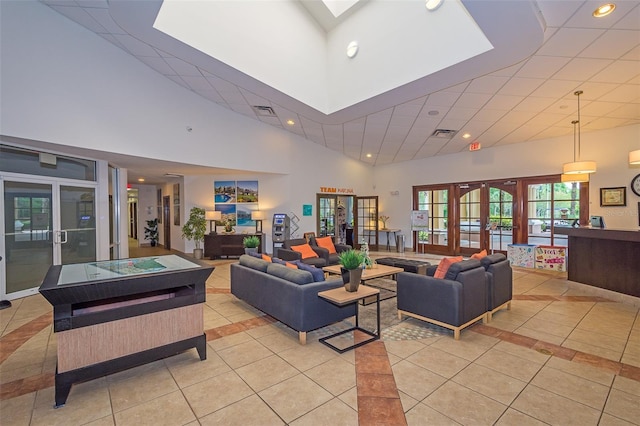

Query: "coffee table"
(317, 285), (380, 353)
(322, 264), (404, 281)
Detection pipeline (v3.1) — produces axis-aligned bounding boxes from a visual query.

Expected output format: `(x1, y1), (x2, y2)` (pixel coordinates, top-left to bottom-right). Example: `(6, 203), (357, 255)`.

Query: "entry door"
(1, 178), (97, 300)
(355, 196), (378, 250)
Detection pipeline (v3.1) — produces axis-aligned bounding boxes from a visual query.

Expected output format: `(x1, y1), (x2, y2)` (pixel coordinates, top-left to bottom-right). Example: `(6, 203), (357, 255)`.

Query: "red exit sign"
(469, 141), (481, 151)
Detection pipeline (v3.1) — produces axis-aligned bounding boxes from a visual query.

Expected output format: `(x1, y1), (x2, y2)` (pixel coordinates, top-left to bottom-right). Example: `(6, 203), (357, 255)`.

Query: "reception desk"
(555, 227), (640, 298)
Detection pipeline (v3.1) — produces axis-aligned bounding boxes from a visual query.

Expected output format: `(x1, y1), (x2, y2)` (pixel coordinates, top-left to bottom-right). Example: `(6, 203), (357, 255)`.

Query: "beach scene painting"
(214, 181), (236, 203)
(215, 204), (236, 226)
(236, 204), (258, 226)
(237, 181), (258, 203)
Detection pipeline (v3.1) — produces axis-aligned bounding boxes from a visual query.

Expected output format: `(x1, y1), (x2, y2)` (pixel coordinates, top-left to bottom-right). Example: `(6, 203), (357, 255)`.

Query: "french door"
(1, 176), (97, 300)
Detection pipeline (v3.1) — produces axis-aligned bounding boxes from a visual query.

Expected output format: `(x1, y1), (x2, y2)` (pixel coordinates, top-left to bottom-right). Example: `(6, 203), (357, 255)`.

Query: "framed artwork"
(215, 204), (236, 226)
(303, 232), (315, 243)
(173, 205), (180, 226)
(173, 184), (180, 205)
(302, 204), (312, 216)
(214, 180), (236, 203)
(237, 181), (258, 203)
(600, 187), (626, 207)
(157, 189), (162, 223)
(236, 204), (258, 226)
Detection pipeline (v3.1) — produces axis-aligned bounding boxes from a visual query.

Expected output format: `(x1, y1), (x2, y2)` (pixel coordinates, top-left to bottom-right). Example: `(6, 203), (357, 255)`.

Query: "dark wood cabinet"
(204, 233), (263, 259)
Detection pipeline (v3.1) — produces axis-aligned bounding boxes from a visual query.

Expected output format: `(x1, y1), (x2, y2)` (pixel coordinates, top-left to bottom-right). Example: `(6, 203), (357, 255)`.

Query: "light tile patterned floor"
(1, 245), (639, 425)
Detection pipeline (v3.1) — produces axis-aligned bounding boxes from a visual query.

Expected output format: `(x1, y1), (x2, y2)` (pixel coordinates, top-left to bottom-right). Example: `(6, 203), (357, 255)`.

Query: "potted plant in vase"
(144, 218), (158, 247)
(338, 249), (365, 292)
(243, 235), (260, 255)
(181, 207), (207, 259)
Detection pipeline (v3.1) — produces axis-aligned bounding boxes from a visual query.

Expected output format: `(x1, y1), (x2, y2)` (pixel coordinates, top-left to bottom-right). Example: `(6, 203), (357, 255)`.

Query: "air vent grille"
(252, 105), (277, 117)
(431, 129), (458, 138)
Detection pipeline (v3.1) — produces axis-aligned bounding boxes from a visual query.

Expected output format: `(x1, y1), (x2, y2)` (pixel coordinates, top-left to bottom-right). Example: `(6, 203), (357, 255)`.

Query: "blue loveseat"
(230, 255), (356, 344)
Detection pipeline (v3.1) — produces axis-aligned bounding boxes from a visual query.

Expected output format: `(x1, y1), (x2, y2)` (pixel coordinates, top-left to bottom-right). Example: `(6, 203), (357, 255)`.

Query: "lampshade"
(561, 173), (589, 183)
(630, 150), (640, 165)
(251, 210), (265, 220)
(205, 210), (221, 221)
(562, 160), (597, 174)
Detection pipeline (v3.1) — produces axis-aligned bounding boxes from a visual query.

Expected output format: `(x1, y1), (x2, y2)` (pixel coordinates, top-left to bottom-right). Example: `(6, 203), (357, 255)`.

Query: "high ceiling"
(41, 0), (639, 179)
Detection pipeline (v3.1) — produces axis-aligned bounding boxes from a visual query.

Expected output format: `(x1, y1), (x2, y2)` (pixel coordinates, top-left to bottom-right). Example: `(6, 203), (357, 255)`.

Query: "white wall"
(374, 124), (640, 246)
(131, 184), (158, 246)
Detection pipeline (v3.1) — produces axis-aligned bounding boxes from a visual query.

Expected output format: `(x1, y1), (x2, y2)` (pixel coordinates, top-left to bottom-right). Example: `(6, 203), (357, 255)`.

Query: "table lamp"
(205, 210), (221, 234)
(251, 210), (264, 234)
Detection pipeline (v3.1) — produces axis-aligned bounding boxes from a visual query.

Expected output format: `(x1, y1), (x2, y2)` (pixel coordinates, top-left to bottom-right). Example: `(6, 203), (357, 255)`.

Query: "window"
(416, 188), (448, 247)
(527, 182), (582, 247)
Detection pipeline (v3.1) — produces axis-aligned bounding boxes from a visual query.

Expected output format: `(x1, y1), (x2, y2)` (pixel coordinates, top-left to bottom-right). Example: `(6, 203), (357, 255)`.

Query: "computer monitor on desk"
(590, 215), (606, 228)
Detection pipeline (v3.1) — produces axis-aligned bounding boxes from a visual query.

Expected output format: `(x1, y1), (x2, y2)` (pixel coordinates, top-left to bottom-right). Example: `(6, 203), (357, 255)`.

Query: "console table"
(554, 227), (640, 297)
(39, 254), (213, 407)
(204, 233), (263, 259)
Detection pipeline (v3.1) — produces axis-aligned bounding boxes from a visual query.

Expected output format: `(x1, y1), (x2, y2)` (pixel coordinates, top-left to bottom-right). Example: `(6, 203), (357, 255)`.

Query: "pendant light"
(629, 150), (640, 165)
(563, 90), (597, 174)
(561, 120), (589, 182)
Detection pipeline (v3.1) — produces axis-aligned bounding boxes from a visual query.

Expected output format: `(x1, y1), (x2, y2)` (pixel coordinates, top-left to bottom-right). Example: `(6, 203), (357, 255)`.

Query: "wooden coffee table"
(322, 264), (404, 281)
(317, 285), (380, 353)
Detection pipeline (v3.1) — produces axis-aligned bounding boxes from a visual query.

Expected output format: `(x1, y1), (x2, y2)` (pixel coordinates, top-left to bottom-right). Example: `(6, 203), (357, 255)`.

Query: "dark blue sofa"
(397, 258), (488, 340)
(230, 255), (356, 344)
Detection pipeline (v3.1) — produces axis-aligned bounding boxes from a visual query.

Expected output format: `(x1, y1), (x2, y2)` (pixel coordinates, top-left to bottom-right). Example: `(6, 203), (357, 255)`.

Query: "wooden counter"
(554, 227), (640, 298)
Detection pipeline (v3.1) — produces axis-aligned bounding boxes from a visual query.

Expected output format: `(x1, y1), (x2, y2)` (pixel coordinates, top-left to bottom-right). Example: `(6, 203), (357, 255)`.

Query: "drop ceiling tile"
(537, 28), (603, 57)
(488, 61), (524, 78)
(424, 91), (459, 107)
(585, 116), (634, 129)
(465, 76), (509, 94)
(42, 0), (83, 6)
(76, 0), (109, 7)
(444, 107), (478, 121)
(591, 60), (640, 83)
(599, 84), (640, 102)
(471, 109), (508, 122)
(537, 1), (580, 28)
(113, 34), (159, 57)
(165, 75), (189, 89)
(529, 79), (583, 98)
(512, 96), (558, 112)
(366, 108), (393, 124)
(195, 89), (225, 103)
(163, 57), (202, 76)
(454, 92), (492, 109)
(258, 116), (282, 127)
(206, 75), (242, 93)
(382, 127), (411, 144)
(48, 5), (107, 33)
(181, 76), (213, 91)
(229, 104), (256, 117)
(498, 77), (545, 96)
(137, 56), (175, 75)
(581, 29), (640, 60)
(219, 90), (247, 105)
(608, 103), (640, 119)
(85, 8), (126, 34)
(483, 94), (525, 110)
(393, 101), (425, 117)
(97, 33), (127, 51)
(516, 56), (571, 79)
(554, 57), (613, 81)
(613, 4), (640, 31)
(565, 2), (627, 29)
(238, 88), (270, 107)
(583, 101), (631, 117)
(388, 114), (416, 128)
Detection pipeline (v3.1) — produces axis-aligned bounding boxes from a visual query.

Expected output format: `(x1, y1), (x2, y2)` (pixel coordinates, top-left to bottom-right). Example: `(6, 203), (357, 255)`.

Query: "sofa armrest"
(277, 248), (302, 261)
(426, 265), (438, 276)
(311, 246), (330, 262)
(335, 244), (351, 253)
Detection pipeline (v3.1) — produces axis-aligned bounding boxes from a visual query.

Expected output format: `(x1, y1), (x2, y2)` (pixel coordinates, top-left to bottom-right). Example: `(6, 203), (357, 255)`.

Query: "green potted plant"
(338, 249), (365, 292)
(243, 235), (260, 254)
(181, 207), (207, 259)
(144, 218), (158, 247)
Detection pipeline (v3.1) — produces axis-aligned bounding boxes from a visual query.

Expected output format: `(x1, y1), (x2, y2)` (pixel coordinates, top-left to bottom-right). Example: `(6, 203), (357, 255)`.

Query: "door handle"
(54, 230), (68, 244)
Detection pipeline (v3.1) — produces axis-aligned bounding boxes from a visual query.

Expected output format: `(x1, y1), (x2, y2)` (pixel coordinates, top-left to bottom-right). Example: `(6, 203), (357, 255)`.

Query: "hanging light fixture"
(561, 120), (590, 182)
(563, 90), (597, 174)
(629, 149), (640, 165)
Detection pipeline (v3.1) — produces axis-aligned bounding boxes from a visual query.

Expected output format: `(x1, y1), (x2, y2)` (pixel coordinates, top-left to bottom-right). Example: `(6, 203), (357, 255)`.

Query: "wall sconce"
(205, 210), (221, 234)
(251, 210), (265, 234)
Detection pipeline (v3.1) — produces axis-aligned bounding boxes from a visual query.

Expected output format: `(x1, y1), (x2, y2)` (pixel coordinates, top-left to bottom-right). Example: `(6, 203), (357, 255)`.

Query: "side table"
(317, 285), (380, 353)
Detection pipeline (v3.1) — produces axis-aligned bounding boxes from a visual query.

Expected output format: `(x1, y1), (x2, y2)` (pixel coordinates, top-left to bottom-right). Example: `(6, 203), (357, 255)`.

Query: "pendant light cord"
(574, 90), (583, 161)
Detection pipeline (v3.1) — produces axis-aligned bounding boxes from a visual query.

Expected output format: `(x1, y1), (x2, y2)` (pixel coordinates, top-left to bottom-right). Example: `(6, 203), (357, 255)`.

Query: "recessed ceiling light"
(425, 0), (443, 11)
(462, 133), (471, 139)
(286, 119), (295, 126)
(366, 153), (372, 158)
(346, 41), (359, 58)
(593, 3), (615, 17)
(138, 178), (145, 182)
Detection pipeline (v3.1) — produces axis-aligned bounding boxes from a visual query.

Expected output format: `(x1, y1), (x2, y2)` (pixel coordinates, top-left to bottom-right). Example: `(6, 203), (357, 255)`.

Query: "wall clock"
(632, 173), (640, 197)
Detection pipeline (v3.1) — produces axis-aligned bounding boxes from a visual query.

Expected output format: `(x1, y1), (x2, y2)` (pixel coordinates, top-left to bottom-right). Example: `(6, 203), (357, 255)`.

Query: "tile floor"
(1, 244), (639, 425)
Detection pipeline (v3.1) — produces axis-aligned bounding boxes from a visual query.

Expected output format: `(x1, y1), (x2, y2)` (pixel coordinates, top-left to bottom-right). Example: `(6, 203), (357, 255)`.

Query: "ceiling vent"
(252, 105), (277, 117)
(431, 129), (458, 138)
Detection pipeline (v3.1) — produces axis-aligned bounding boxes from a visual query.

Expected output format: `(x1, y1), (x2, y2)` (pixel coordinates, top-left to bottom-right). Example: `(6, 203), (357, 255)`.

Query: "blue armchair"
(397, 259), (488, 340)
(481, 254), (513, 321)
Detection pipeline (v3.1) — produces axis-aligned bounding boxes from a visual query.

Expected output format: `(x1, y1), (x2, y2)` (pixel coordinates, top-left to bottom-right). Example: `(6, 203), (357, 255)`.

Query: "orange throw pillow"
(471, 249), (488, 260)
(291, 243), (319, 259)
(315, 236), (337, 254)
(285, 262), (298, 269)
(434, 256), (463, 279)
(262, 254), (272, 262)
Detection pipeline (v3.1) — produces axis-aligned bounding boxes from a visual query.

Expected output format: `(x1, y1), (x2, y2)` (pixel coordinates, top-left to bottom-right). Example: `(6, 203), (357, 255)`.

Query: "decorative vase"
(193, 248), (204, 260)
(341, 267), (362, 292)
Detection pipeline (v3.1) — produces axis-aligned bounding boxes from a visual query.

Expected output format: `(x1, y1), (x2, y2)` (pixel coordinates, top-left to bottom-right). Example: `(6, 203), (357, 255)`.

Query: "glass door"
(355, 196), (378, 250)
(2, 178), (97, 300)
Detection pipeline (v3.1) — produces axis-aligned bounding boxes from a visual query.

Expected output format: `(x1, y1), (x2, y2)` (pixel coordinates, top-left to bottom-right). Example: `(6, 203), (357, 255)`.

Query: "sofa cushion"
(471, 249), (488, 260)
(295, 261), (326, 282)
(434, 256), (463, 279)
(271, 257), (285, 265)
(239, 254), (270, 272)
(285, 262), (298, 269)
(315, 236), (337, 254)
(267, 263), (314, 285)
(262, 254), (272, 262)
(247, 251), (262, 259)
(291, 243), (319, 259)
